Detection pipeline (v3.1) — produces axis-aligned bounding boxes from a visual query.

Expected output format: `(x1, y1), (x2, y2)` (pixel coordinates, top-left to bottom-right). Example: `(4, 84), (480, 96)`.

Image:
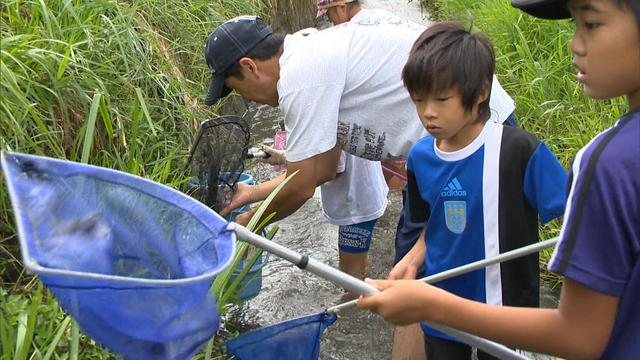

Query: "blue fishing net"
(226, 312), (337, 360)
(1, 152), (235, 360)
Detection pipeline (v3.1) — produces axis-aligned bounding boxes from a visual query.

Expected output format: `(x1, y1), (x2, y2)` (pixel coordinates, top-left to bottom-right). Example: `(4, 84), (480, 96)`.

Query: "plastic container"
(219, 172), (265, 300)
(272, 130), (287, 172)
(230, 251), (270, 301)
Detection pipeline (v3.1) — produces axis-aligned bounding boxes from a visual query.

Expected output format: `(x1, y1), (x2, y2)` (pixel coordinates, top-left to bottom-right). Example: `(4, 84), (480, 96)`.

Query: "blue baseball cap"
(203, 16), (273, 106)
(511, 0), (570, 19)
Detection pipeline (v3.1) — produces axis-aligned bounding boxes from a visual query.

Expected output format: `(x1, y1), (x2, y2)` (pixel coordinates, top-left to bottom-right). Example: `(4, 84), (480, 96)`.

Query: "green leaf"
(246, 170), (299, 231)
(42, 316), (72, 360)
(80, 93), (101, 164)
(70, 321), (79, 360)
(14, 312), (29, 360)
(56, 45), (71, 80)
(135, 88), (157, 136)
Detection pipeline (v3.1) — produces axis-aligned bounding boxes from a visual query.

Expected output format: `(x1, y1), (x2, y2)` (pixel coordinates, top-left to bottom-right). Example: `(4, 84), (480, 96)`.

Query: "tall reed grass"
(0, 0), (265, 284)
(1, 0), (308, 358)
(427, 0), (626, 281)
(262, 0), (317, 32)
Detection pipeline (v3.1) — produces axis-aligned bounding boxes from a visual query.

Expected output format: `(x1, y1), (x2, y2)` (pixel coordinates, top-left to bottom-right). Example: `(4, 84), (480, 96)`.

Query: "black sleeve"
(407, 169), (430, 223)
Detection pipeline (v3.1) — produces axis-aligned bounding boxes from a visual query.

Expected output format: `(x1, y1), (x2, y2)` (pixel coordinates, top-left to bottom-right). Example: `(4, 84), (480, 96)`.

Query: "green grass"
(427, 0), (626, 284)
(0, 0), (266, 283)
(1, 282), (120, 360)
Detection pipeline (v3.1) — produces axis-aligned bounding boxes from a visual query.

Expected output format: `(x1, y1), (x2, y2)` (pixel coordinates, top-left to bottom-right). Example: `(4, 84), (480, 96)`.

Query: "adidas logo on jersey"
(441, 177), (467, 197)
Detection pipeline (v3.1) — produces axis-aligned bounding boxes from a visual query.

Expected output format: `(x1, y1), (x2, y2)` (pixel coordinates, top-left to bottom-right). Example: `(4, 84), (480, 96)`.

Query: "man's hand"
(220, 182), (255, 216)
(260, 145), (286, 165)
(233, 207), (257, 226)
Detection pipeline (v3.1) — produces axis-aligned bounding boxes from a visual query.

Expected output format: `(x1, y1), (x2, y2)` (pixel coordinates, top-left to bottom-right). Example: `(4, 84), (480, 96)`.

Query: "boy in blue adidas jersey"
(359, 0), (640, 359)
(381, 22), (567, 359)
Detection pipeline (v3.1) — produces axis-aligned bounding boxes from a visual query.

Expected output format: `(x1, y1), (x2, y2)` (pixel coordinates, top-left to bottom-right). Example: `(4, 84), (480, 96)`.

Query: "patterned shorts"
(338, 218), (378, 253)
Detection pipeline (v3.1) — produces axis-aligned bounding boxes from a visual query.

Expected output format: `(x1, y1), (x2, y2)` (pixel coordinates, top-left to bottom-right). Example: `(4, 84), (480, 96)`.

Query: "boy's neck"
(628, 92), (640, 111)
(436, 121), (486, 152)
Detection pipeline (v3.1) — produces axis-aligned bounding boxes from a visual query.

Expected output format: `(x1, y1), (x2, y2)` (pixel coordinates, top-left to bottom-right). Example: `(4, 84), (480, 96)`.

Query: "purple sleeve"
(549, 126), (640, 296)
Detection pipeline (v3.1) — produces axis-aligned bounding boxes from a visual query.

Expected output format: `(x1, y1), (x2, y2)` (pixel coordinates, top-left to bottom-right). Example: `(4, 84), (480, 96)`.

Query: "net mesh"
(226, 312), (338, 360)
(187, 115), (251, 211)
(1, 152), (235, 360)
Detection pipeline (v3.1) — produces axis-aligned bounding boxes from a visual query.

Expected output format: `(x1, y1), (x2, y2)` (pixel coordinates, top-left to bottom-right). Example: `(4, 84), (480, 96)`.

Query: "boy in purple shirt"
(358, 0), (640, 358)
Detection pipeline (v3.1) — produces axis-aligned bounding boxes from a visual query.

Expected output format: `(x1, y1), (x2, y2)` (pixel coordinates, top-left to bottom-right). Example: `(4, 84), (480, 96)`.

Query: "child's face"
(326, 5), (350, 25)
(411, 89), (484, 142)
(570, 0), (640, 106)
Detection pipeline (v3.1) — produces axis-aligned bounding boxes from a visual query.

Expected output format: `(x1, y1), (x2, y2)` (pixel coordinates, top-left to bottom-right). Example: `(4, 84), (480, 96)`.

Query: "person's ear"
(238, 57), (258, 76)
(476, 82), (491, 105)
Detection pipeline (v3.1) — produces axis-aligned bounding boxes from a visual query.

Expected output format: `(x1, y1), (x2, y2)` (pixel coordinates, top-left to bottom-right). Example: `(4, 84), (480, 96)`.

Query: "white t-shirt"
(320, 151), (388, 225)
(278, 9), (515, 162)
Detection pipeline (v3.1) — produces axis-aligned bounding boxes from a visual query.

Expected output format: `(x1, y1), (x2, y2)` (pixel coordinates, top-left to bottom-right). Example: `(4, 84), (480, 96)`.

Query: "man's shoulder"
(350, 8), (394, 22)
(281, 28), (346, 67)
(279, 32), (347, 91)
(350, 8), (425, 30)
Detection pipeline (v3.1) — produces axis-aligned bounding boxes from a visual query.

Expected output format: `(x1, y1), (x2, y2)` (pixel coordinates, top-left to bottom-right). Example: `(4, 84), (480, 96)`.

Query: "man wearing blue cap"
(203, 14), (516, 232)
(203, 16), (277, 107)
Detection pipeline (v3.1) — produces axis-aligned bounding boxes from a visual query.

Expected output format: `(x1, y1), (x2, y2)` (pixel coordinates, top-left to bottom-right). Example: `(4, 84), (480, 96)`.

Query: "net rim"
(1, 151), (237, 287)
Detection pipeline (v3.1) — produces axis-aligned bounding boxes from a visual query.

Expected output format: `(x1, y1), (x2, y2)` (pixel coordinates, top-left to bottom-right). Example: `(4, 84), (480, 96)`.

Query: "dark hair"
(225, 33), (285, 79)
(402, 22), (495, 121)
(614, 0), (640, 29)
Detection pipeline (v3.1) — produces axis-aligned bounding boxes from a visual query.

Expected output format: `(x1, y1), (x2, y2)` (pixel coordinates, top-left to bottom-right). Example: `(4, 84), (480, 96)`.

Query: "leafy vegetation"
(1, 0), (314, 358)
(1, 0), (266, 288)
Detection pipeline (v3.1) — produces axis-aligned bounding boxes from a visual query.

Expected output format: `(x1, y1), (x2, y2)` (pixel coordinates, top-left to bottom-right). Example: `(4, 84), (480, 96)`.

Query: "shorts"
(338, 218), (378, 253)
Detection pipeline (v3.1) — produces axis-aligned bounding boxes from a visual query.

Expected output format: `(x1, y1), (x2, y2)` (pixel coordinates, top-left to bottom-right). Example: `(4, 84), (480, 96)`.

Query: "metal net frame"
(186, 115), (251, 212)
